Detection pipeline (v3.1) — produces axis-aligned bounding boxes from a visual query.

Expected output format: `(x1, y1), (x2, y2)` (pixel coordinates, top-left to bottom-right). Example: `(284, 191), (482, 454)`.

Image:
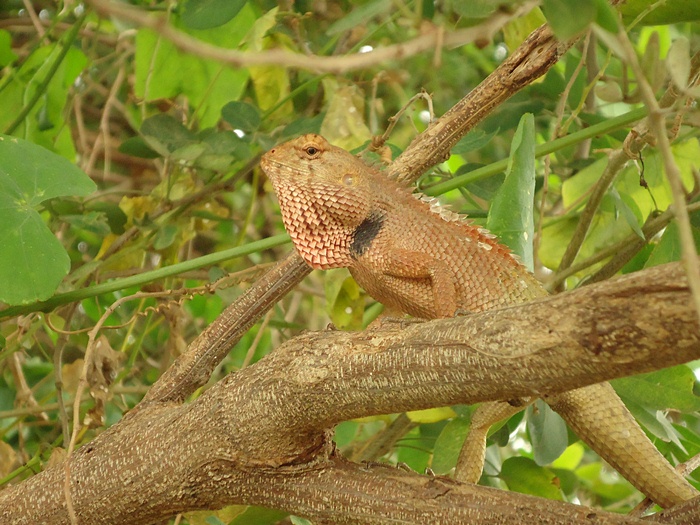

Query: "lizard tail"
(547, 382), (698, 508)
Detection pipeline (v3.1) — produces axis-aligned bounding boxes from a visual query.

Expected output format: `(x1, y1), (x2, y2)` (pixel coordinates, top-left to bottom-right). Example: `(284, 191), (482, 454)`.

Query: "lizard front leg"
(377, 249), (459, 319)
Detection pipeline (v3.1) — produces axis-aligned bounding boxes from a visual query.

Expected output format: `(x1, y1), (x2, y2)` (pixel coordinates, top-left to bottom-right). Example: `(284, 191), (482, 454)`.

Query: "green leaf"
(451, 0), (499, 19)
(487, 113), (536, 269)
(542, 0), (597, 41)
(463, 169), (504, 202)
(551, 442), (585, 470)
(618, 396), (685, 447)
(576, 462), (638, 502)
(289, 517), (312, 525)
(406, 407), (456, 424)
(619, 0), (700, 25)
(221, 101), (261, 132)
(326, 0), (391, 35)
(140, 114), (196, 157)
(134, 5), (253, 127)
(228, 506), (288, 525)
(325, 269), (364, 330)
(527, 400), (568, 466)
(610, 187), (644, 239)
(613, 366), (700, 413)
(432, 416), (471, 474)
(594, 0), (619, 33)
(396, 426), (432, 473)
(0, 30), (18, 67)
(0, 135), (95, 304)
(119, 136), (160, 159)
(645, 222), (683, 267)
(153, 224), (179, 250)
(500, 457), (564, 500)
(62, 212), (111, 237)
(182, 0), (247, 30)
(451, 129), (498, 155)
(86, 202), (128, 235)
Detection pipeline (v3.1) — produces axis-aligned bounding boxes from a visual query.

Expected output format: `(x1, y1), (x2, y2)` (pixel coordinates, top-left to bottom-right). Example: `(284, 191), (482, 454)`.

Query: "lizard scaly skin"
(261, 133), (698, 507)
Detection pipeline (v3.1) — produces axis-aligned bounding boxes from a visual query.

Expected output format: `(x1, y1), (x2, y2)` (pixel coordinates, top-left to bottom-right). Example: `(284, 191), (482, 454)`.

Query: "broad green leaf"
(620, 0), (700, 25)
(613, 366), (700, 413)
(503, 7), (546, 52)
(610, 187), (644, 239)
(182, 0), (247, 30)
(320, 84), (372, 150)
(551, 442), (585, 470)
(134, 4), (253, 127)
(527, 400), (568, 466)
(227, 506), (288, 525)
(500, 457), (564, 500)
(542, 0), (596, 41)
(645, 221), (700, 267)
(118, 136), (160, 159)
(0, 135), (95, 304)
(450, 0), (501, 19)
(451, 129), (498, 155)
(576, 463), (637, 502)
(324, 269), (364, 330)
(396, 426), (432, 473)
(406, 407), (456, 424)
(594, 0), (619, 34)
(221, 101), (261, 132)
(280, 115), (324, 140)
(326, 0), (391, 35)
(432, 416), (471, 474)
(464, 170), (505, 202)
(557, 140), (700, 273)
(140, 114), (197, 157)
(0, 30), (17, 67)
(618, 396), (684, 448)
(0, 45), (86, 156)
(487, 113), (536, 269)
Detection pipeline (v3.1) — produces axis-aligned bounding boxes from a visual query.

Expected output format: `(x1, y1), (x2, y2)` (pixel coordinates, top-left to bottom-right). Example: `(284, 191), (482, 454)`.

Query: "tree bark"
(2, 261), (699, 525)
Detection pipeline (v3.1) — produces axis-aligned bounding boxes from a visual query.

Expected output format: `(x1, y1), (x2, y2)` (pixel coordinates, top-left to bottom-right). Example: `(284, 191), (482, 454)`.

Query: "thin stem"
(4, 12), (87, 135)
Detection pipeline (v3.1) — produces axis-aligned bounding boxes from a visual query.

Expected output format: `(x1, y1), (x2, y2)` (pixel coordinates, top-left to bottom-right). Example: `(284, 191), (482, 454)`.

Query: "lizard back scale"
(260, 133), (546, 318)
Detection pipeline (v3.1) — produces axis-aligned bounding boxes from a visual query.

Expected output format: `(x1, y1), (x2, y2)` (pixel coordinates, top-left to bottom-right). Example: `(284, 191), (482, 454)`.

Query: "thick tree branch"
(2, 262), (699, 525)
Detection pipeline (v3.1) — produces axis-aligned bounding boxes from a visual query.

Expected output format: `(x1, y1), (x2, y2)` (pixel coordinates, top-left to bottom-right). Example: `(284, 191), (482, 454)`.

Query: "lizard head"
(261, 134), (377, 269)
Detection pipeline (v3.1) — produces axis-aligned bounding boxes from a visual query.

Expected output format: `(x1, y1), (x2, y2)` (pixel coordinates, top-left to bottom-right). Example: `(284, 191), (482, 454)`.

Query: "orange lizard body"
(261, 133), (698, 507)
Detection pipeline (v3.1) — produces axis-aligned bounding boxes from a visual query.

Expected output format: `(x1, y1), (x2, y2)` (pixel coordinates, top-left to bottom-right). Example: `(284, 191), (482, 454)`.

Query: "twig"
(20, 0), (46, 39)
(614, 30), (700, 325)
(86, 0), (529, 74)
(552, 48), (700, 288)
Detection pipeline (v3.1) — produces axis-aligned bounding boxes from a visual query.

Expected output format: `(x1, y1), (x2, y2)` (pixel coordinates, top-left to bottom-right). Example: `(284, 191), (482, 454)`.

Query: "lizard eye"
(303, 146), (320, 157)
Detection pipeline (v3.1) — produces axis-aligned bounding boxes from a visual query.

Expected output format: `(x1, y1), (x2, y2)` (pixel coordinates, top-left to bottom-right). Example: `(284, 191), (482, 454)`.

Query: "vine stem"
(4, 12), (87, 135)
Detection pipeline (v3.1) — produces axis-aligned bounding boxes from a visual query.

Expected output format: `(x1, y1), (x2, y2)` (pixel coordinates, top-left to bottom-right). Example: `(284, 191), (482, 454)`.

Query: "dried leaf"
(666, 36), (691, 90)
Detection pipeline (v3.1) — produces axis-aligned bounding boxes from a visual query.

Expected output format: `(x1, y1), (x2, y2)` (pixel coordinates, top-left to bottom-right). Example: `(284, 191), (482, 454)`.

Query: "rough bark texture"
(1, 262), (699, 525)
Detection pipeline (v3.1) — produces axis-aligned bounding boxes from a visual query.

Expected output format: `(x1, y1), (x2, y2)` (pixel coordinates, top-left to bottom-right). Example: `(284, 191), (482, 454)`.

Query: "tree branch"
(2, 262), (698, 524)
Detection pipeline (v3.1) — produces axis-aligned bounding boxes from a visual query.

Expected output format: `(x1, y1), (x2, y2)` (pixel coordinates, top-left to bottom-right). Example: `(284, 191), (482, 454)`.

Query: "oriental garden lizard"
(261, 133), (698, 508)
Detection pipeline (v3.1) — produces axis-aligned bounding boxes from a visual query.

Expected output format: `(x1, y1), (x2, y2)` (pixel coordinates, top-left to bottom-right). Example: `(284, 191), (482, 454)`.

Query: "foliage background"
(0, 0), (699, 523)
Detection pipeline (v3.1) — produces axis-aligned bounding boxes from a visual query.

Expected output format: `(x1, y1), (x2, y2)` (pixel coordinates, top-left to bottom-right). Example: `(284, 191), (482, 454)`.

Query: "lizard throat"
(350, 210), (385, 258)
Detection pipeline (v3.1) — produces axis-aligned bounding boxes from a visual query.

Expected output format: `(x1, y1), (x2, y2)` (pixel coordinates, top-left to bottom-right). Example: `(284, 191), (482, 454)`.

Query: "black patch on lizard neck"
(350, 210), (385, 258)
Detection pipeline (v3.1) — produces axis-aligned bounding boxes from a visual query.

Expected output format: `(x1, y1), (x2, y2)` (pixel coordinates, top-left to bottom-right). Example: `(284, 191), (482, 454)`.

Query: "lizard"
(260, 133), (698, 508)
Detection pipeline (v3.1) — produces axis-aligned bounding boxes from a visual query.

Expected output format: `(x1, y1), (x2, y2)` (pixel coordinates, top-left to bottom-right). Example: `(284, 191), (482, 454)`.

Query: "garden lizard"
(261, 133), (698, 508)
